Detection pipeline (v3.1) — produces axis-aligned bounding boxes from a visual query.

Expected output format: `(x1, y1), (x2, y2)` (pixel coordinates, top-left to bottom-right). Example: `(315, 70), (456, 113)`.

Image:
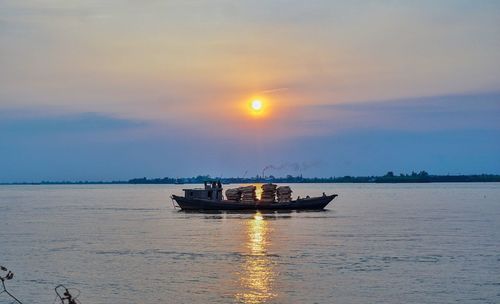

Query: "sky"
(1, 0), (499, 182)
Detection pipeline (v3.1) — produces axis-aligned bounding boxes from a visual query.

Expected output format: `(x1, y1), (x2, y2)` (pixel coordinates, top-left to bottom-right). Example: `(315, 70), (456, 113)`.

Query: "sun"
(251, 99), (263, 111)
(245, 97), (269, 118)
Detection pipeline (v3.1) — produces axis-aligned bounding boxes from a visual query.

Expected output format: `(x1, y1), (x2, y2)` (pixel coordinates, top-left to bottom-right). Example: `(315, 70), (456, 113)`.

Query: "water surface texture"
(1, 183), (499, 303)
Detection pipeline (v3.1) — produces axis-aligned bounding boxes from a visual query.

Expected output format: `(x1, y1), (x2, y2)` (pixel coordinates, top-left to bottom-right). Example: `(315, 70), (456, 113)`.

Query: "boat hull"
(171, 194), (337, 211)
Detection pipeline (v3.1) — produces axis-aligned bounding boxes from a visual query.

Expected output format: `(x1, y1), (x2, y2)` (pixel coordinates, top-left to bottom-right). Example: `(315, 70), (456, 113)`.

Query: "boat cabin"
(183, 181), (223, 201)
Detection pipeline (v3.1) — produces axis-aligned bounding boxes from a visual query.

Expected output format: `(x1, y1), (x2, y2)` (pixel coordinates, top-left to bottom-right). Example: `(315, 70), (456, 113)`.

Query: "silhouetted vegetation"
(3, 171), (498, 185)
(128, 171), (500, 184)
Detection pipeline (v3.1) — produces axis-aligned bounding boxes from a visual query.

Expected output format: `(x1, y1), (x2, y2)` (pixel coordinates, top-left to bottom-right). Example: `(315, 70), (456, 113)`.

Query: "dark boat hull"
(171, 194), (337, 211)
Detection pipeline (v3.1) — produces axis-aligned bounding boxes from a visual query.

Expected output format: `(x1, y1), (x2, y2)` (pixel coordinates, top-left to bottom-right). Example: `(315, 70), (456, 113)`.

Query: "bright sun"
(251, 99), (263, 111)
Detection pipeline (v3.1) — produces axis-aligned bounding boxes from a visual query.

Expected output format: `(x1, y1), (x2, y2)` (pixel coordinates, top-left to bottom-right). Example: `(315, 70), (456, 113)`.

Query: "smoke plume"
(261, 161), (322, 177)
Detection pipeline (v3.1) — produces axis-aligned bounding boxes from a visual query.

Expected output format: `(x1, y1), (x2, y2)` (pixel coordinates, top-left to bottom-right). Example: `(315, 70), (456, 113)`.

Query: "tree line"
(3, 172), (499, 185)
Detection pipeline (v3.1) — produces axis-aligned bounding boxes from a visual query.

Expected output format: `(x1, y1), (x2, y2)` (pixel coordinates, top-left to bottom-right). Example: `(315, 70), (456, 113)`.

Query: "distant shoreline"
(2, 172), (500, 185)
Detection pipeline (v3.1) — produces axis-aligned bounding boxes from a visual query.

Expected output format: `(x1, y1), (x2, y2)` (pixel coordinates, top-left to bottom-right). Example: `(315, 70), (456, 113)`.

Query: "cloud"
(0, 110), (147, 137)
(1, 90), (499, 182)
(300, 92), (500, 134)
(259, 87), (289, 94)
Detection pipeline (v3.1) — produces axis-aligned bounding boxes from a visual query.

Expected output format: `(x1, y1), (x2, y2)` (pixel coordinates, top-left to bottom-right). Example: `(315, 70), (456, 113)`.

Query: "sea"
(1, 183), (499, 304)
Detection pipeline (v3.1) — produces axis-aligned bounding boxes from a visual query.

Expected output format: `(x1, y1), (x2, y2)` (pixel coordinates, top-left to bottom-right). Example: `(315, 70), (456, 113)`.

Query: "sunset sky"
(1, 1), (499, 181)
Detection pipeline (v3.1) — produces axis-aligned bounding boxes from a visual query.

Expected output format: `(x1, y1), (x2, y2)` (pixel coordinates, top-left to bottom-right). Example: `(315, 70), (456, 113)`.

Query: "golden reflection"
(235, 212), (277, 303)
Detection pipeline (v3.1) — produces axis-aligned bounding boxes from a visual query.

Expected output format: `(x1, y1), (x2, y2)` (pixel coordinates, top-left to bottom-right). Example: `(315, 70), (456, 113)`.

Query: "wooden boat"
(172, 194), (337, 211)
(171, 182), (337, 211)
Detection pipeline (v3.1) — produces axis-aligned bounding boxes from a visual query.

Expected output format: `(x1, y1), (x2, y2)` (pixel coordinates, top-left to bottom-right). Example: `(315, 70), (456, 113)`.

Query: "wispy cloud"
(259, 87), (289, 94)
(302, 92), (500, 133)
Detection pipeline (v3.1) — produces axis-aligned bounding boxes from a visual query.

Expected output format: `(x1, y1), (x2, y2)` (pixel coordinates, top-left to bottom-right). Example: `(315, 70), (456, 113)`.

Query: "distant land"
(2, 171), (500, 185)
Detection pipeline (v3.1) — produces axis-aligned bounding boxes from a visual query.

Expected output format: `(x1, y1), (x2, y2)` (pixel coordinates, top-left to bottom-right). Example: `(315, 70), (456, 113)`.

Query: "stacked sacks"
(260, 183), (277, 203)
(277, 186), (293, 203)
(225, 188), (241, 201)
(239, 185), (257, 203)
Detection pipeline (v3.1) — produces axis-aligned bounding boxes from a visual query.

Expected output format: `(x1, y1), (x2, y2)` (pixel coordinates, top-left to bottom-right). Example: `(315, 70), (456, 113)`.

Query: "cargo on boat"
(171, 181), (337, 211)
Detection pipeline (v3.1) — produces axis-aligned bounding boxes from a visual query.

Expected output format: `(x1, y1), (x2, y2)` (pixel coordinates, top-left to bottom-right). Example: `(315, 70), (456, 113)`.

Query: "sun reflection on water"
(235, 212), (277, 303)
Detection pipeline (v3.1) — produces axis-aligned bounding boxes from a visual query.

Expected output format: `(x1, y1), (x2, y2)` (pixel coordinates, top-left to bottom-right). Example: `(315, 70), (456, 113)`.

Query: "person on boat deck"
(211, 181), (217, 189)
(217, 181), (222, 188)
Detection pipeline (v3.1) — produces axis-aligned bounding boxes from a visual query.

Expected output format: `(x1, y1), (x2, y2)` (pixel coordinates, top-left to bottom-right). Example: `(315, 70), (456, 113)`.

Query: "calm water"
(1, 183), (499, 304)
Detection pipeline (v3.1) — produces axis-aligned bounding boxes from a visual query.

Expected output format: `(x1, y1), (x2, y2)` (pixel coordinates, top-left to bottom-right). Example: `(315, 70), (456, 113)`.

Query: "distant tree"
(385, 171), (394, 177)
(418, 171), (429, 177)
